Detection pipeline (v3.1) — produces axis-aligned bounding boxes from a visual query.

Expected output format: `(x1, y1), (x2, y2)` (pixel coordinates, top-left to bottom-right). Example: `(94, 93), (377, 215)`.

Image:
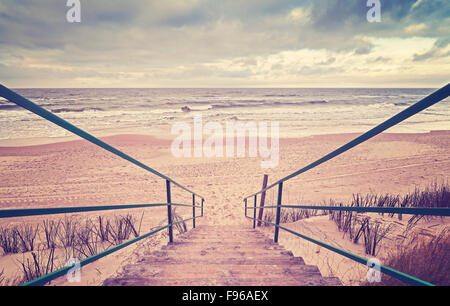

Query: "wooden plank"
(257, 174), (269, 227)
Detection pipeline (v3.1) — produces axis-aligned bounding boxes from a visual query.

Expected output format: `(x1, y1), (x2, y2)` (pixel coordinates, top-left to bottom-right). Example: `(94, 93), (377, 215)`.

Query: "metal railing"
(0, 84), (205, 286)
(244, 83), (450, 286)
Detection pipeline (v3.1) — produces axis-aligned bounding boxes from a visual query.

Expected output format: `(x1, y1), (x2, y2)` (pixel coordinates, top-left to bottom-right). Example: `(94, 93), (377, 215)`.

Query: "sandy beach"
(0, 130), (449, 285)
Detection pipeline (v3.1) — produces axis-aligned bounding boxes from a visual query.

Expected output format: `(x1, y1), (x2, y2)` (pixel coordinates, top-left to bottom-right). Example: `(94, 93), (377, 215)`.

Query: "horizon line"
(8, 86), (440, 90)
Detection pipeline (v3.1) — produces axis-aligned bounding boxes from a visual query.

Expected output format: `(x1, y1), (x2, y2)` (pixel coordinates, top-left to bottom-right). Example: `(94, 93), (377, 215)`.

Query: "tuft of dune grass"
(258, 181), (449, 285)
(368, 229), (450, 286)
(327, 182), (449, 256)
(0, 213), (143, 285)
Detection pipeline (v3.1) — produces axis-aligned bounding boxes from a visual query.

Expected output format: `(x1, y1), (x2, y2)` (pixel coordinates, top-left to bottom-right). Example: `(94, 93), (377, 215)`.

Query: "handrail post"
(244, 198), (247, 218)
(253, 195), (257, 229)
(192, 194), (196, 229)
(166, 180), (173, 243)
(257, 174), (269, 227)
(274, 182), (283, 243)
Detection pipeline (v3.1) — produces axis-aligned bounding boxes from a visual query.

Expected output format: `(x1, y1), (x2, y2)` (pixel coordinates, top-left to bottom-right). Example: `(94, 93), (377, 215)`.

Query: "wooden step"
(161, 243), (285, 251)
(324, 277), (343, 286)
(103, 225), (339, 286)
(104, 276), (324, 286)
(105, 265), (326, 286)
(181, 237), (270, 241)
(119, 263), (323, 279)
(173, 238), (276, 244)
(147, 250), (296, 258)
(133, 255), (306, 265)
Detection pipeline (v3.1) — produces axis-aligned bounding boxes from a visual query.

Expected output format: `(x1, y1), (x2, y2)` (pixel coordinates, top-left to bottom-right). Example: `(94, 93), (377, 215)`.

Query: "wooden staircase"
(103, 225), (341, 286)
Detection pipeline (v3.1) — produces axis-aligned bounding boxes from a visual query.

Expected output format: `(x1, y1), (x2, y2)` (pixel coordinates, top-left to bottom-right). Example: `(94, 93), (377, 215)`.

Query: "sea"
(0, 88), (449, 141)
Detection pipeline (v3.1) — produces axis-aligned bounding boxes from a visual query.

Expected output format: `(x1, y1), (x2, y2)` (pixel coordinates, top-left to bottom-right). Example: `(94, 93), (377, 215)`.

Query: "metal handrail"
(171, 203), (203, 209)
(0, 190), (204, 286)
(22, 215), (200, 286)
(0, 203), (169, 219)
(245, 205), (450, 217)
(0, 84), (206, 286)
(246, 216), (434, 286)
(243, 83), (450, 286)
(0, 202), (203, 219)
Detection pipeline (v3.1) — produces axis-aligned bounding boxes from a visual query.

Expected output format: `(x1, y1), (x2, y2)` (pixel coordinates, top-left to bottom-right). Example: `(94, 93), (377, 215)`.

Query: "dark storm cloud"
(1, 0), (448, 54)
(0, 0), (448, 86)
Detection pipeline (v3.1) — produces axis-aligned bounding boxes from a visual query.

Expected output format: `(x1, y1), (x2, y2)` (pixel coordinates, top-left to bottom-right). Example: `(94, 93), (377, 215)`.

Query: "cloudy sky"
(0, 0), (449, 88)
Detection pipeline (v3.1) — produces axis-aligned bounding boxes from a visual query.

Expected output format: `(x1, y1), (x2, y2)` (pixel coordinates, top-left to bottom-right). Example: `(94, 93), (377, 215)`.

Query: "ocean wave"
(267, 100), (329, 106)
(394, 102), (410, 106)
(420, 111), (450, 117)
(263, 94), (298, 97)
(305, 100), (328, 105)
(166, 100), (216, 105)
(367, 103), (397, 108)
(210, 103), (248, 109)
(208, 100), (329, 109)
(51, 107), (104, 113)
(0, 104), (21, 110)
(272, 100), (328, 105)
